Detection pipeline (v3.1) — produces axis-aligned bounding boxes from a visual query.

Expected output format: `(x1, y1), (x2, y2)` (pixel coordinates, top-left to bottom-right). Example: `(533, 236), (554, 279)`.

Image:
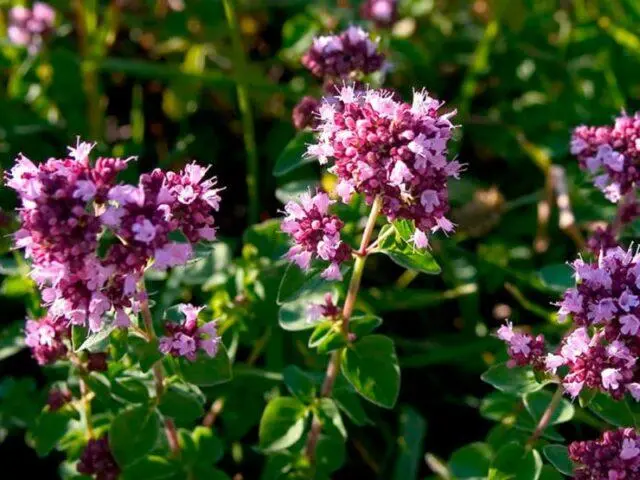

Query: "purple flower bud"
(360, 0), (398, 28)
(302, 27), (385, 79)
(47, 386), (72, 411)
(76, 436), (120, 480)
(569, 428), (640, 480)
(292, 96), (320, 130)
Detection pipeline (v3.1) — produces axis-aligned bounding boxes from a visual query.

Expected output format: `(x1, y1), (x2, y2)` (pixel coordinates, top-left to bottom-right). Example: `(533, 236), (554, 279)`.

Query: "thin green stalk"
(222, 0), (260, 224)
(304, 196), (383, 465)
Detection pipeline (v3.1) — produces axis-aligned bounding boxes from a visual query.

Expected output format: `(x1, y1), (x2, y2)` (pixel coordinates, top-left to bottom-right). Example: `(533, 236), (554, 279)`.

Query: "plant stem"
(528, 385), (564, 445)
(79, 377), (94, 439)
(139, 291), (179, 455)
(222, 0), (260, 225)
(304, 196), (383, 464)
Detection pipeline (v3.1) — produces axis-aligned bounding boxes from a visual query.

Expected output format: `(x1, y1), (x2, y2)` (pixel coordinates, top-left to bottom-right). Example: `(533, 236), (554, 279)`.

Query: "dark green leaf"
(449, 442), (493, 480)
(349, 314), (383, 340)
(279, 289), (337, 331)
(316, 398), (347, 439)
(588, 393), (635, 427)
(158, 384), (205, 425)
(315, 434), (346, 475)
(332, 387), (372, 426)
(192, 426), (224, 465)
(121, 456), (182, 480)
(488, 442), (542, 480)
(283, 365), (317, 403)
(258, 396), (308, 452)
(77, 326), (115, 352)
(341, 334), (400, 408)
(392, 406), (427, 480)
(524, 390), (574, 425)
(177, 346), (232, 387)
(481, 363), (548, 395)
(538, 264), (574, 293)
(308, 321), (347, 354)
(109, 405), (161, 467)
(277, 264), (326, 306)
(0, 321), (25, 361)
(31, 411), (71, 457)
(543, 445), (574, 476)
(379, 230), (441, 274)
(273, 131), (315, 177)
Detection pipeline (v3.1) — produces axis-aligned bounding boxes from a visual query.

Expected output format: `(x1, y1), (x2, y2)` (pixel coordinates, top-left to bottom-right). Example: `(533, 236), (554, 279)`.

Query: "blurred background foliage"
(0, 0), (639, 478)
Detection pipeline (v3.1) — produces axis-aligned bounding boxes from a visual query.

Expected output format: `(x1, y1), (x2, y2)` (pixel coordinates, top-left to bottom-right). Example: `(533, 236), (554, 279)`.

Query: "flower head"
(159, 304), (220, 361)
(569, 428), (640, 480)
(24, 314), (68, 365)
(281, 191), (351, 280)
(495, 321), (546, 369)
(360, 0), (398, 28)
(8, 2), (56, 54)
(307, 87), (460, 247)
(571, 113), (640, 202)
(302, 27), (385, 79)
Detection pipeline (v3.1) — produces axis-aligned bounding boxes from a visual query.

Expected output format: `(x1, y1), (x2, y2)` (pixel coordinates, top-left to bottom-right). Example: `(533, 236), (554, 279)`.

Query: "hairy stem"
(305, 196), (383, 464)
(139, 291), (179, 455)
(222, 0), (260, 225)
(528, 385), (564, 445)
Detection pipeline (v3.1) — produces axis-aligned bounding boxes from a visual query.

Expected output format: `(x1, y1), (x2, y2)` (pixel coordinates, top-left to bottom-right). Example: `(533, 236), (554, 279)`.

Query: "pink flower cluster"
(302, 27), (385, 79)
(571, 112), (640, 203)
(498, 247), (640, 401)
(8, 3), (55, 54)
(159, 304), (220, 361)
(24, 314), (68, 365)
(281, 191), (351, 281)
(8, 139), (222, 335)
(569, 428), (640, 480)
(307, 86), (461, 248)
(360, 0), (398, 28)
(496, 322), (546, 369)
(76, 437), (120, 480)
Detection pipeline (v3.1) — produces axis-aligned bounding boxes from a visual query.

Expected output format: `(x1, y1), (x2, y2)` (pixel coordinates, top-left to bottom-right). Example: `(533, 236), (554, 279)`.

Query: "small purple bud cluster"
(302, 26), (385, 79)
(281, 191), (351, 281)
(569, 428), (640, 480)
(292, 96), (321, 131)
(76, 437), (120, 480)
(360, 0), (398, 28)
(571, 112), (640, 203)
(159, 304), (220, 361)
(307, 293), (341, 323)
(47, 386), (72, 411)
(8, 3), (55, 54)
(496, 322), (546, 369)
(24, 314), (68, 365)
(8, 140), (222, 341)
(307, 86), (461, 248)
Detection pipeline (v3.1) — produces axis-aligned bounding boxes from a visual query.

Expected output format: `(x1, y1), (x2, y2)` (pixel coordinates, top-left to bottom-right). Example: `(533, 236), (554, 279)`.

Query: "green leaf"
(111, 376), (150, 405)
(158, 384), (205, 426)
(488, 442), (542, 480)
(0, 321), (25, 361)
(121, 456), (182, 480)
(480, 391), (520, 421)
(392, 406), (427, 480)
(258, 396), (308, 452)
(542, 445), (574, 476)
(177, 346), (232, 387)
(332, 387), (372, 426)
(129, 336), (163, 372)
(71, 326), (88, 351)
(77, 325), (115, 352)
(379, 229), (441, 274)
(449, 442), (493, 480)
(278, 289), (337, 331)
(109, 405), (161, 467)
(192, 426), (224, 465)
(524, 390), (574, 425)
(31, 411), (71, 457)
(315, 434), (346, 475)
(273, 131), (315, 177)
(481, 363), (548, 395)
(341, 334), (400, 408)
(308, 321), (347, 354)
(275, 179), (319, 204)
(277, 264), (327, 306)
(283, 365), (317, 403)
(349, 314), (383, 340)
(316, 398), (347, 439)
(538, 465), (563, 480)
(537, 264), (574, 293)
(588, 393), (635, 427)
